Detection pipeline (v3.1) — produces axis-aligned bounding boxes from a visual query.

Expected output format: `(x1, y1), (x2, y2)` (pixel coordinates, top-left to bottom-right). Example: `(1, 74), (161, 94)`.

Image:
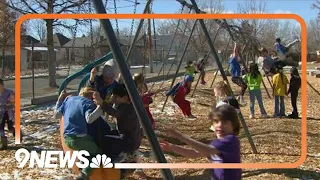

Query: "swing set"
(56, 0), (294, 179)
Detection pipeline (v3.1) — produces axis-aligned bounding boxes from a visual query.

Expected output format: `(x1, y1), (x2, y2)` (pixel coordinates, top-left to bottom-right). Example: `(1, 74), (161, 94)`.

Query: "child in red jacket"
(133, 73), (156, 129)
(166, 75), (196, 119)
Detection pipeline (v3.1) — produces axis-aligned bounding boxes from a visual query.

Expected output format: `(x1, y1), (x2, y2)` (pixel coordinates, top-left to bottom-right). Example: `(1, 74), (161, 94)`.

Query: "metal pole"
(31, 43), (35, 100)
(189, 0), (258, 154)
(91, 1), (174, 179)
(152, 18), (157, 66)
(126, 0), (153, 66)
(307, 80), (320, 96)
(147, 7), (153, 73)
(191, 26), (223, 97)
(210, 38), (232, 88)
(161, 20), (198, 112)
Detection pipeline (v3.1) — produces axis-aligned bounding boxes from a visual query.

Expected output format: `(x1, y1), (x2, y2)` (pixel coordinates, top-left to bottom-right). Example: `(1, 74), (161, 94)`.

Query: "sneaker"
(209, 125), (215, 132)
(261, 114), (270, 118)
(186, 115), (197, 120)
(249, 115), (254, 119)
(287, 114), (299, 119)
(75, 172), (89, 180)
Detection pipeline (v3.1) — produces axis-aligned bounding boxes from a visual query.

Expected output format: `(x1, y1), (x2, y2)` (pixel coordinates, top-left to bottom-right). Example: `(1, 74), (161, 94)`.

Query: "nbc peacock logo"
(90, 154), (113, 168)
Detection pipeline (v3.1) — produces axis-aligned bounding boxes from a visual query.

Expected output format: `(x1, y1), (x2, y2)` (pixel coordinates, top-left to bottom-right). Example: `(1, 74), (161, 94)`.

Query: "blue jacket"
(275, 43), (286, 55)
(57, 96), (96, 136)
(229, 56), (241, 77)
(166, 82), (182, 96)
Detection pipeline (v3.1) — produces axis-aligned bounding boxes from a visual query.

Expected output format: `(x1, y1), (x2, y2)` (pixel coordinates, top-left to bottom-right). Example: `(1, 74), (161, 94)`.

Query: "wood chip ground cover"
(0, 72), (319, 180)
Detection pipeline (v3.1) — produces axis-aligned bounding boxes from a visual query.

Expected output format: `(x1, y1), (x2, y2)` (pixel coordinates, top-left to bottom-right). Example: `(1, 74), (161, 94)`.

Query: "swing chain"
(113, 0), (120, 40)
(89, 0), (96, 63)
(149, 4), (186, 91)
(128, 0), (138, 45)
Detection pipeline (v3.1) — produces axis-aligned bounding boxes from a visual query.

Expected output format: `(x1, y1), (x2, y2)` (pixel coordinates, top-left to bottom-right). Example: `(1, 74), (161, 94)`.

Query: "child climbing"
(287, 67), (301, 119)
(272, 67), (289, 118)
(185, 61), (198, 80)
(0, 79), (17, 149)
(244, 63), (269, 119)
(209, 81), (240, 132)
(257, 47), (290, 75)
(93, 84), (142, 163)
(88, 59), (119, 104)
(274, 37), (300, 60)
(229, 42), (247, 105)
(54, 87), (103, 180)
(166, 75), (196, 119)
(196, 55), (208, 85)
(159, 104), (241, 180)
(132, 73), (156, 129)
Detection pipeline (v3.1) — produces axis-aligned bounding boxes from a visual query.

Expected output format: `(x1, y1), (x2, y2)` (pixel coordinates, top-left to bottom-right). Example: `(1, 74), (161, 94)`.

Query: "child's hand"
(58, 90), (69, 102)
(159, 140), (173, 152)
(93, 92), (103, 106)
(157, 123), (181, 138)
(91, 67), (97, 75)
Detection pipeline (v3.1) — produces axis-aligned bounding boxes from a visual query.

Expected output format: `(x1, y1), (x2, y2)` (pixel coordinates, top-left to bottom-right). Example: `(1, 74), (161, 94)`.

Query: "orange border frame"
(15, 14), (307, 169)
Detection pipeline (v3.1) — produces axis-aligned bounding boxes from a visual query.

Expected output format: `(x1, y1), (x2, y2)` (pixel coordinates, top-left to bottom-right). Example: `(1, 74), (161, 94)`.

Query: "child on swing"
(209, 81), (240, 131)
(159, 104), (241, 180)
(132, 73), (156, 129)
(166, 75), (196, 119)
(274, 37), (300, 60)
(185, 61), (198, 80)
(93, 84), (142, 163)
(229, 42), (247, 105)
(54, 87), (104, 180)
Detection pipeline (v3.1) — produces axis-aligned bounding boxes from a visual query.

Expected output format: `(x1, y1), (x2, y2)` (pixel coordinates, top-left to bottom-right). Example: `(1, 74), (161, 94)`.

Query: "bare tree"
(0, 3), (26, 77)
(29, 20), (47, 42)
(307, 19), (320, 52)
(2, 0), (89, 87)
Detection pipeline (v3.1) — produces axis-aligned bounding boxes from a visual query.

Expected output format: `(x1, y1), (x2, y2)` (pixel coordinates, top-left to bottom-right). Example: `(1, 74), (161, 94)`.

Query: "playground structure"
(54, 0), (316, 180)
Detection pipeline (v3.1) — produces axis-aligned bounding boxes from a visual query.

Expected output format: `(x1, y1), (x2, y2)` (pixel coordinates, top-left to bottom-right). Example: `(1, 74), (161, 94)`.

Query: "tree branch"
(56, 0), (88, 14)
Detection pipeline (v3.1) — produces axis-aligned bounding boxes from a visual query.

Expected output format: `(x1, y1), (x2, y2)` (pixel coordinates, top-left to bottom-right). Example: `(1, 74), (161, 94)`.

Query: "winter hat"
(102, 59), (119, 79)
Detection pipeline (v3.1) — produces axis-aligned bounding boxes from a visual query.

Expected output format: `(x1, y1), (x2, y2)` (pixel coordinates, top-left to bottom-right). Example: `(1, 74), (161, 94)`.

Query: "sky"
(27, 0), (320, 39)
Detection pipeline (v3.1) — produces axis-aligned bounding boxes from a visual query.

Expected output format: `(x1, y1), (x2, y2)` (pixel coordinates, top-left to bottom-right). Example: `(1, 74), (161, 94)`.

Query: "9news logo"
(15, 148), (113, 169)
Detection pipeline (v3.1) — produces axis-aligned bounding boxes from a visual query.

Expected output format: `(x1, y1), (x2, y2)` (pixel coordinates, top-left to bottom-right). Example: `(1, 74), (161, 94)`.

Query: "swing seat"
(59, 117), (135, 180)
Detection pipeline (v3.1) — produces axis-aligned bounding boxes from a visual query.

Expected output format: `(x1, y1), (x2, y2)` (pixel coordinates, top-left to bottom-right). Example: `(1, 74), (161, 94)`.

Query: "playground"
(1, 0), (320, 180)
(0, 71), (320, 179)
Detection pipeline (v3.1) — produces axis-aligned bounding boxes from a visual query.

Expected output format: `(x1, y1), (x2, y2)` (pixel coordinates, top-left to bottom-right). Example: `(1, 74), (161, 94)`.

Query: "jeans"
(249, 89), (267, 116)
(290, 90), (299, 116)
(274, 96), (285, 117)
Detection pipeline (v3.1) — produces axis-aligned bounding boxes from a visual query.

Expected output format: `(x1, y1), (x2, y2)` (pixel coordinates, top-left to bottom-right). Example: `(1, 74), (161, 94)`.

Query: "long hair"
(290, 67), (300, 79)
(214, 81), (232, 97)
(249, 63), (261, 78)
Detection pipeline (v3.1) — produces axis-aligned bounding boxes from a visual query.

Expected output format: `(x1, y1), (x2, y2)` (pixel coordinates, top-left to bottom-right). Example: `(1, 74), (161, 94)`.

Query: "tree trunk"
(46, 0), (57, 88)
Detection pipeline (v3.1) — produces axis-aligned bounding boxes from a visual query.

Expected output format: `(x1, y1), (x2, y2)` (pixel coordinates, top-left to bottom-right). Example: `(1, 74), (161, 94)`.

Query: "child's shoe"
(287, 113), (299, 119)
(186, 115), (197, 120)
(261, 114), (270, 118)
